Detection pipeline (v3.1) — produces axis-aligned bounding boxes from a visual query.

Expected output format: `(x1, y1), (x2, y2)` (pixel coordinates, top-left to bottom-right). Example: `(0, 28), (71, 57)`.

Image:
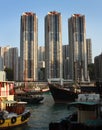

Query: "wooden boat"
(14, 91), (44, 104)
(22, 87), (42, 94)
(49, 93), (102, 130)
(23, 86), (50, 94)
(0, 81), (30, 129)
(48, 80), (101, 103)
(48, 83), (80, 103)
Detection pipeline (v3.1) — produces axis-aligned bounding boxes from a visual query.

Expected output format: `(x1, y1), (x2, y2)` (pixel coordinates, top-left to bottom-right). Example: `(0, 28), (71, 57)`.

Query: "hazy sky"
(0, 0), (102, 61)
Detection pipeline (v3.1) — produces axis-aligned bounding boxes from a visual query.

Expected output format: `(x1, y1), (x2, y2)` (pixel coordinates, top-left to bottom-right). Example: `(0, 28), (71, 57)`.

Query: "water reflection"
(12, 94), (75, 130)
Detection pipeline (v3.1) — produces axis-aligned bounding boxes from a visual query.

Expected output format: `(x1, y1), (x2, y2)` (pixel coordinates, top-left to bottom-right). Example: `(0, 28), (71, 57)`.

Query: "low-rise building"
(0, 71), (6, 81)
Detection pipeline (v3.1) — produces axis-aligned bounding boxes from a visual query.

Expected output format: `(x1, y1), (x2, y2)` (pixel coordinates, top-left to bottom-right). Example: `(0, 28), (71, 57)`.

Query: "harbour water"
(12, 93), (75, 130)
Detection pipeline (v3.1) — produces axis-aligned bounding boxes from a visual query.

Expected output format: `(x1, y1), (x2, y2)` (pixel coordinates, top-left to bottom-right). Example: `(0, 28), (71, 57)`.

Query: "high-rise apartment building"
(45, 11), (63, 80)
(86, 39), (92, 64)
(0, 46), (10, 69)
(68, 14), (88, 81)
(0, 46), (18, 81)
(9, 47), (18, 81)
(20, 12), (38, 81)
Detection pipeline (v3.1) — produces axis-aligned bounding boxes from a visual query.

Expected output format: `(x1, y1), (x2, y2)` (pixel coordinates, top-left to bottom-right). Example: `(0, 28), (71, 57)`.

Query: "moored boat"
(48, 80), (102, 103)
(14, 91), (44, 104)
(48, 83), (80, 103)
(23, 86), (50, 94)
(0, 81), (31, 129)
(22, 87), (42, 94)
(49, 93), (102, 130)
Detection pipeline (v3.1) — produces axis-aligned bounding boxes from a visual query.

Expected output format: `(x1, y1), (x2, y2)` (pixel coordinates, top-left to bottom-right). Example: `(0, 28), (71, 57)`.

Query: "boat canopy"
(68, 101), (99, 107)
(2, 100), (17, 104)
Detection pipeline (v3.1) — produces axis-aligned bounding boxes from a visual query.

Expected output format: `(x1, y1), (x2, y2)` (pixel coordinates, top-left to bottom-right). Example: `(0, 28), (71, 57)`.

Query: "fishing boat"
(49, 93), (102, 130)
(14, 84), (44, 104)
(22, 87), (42, 94)
(23, 86), (50, 94)
(14, 91), (44, 104)
(48, 83), (80, 103)
(48, 78), (81, 103)
(0, 81), (31, 129)
(48, 78), (101, 103)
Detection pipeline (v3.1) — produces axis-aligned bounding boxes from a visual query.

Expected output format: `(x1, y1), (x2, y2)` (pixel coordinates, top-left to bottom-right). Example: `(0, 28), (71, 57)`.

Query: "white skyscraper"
(45, 11), (63, 80)
(68, 14), (88, 81)
(20, 12), (38, 81)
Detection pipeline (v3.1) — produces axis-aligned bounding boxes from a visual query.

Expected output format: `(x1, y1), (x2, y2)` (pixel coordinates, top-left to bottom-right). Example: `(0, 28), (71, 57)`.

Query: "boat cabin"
(0, 81), (27, 114)
(4, 101), (27, 114)
(69, 94), (100, 123)
(0, 81), (15, 110)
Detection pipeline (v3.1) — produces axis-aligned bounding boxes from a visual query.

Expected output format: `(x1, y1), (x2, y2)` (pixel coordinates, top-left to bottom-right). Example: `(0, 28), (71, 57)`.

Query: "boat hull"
(49, 84), (78, 103)
(14, 93), (44, 104)
(19, 96), (44, 104)
(0, 110), (30, 129)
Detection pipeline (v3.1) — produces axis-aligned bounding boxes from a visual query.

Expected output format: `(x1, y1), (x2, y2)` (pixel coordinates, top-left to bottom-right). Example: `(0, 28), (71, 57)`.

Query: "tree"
(4, 67), (14, 81)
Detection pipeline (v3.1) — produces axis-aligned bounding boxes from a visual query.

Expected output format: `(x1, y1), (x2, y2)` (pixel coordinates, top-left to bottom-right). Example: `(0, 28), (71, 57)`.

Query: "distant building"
(38, 46), (45, 80)
(20, 12), (38, 81)
(38, 46), (45, 61)
(45, 11), (63, 80)
(94, 53), (102, 81)
(38, 61), (45, 80)
(68, 14), (88, 81)
(18, 57), (20, 81)
(62, 45), (69, 79)
(0, 46), (10, 68)
(0, 57), (4, 70)
(9, 47), (18, 81)
(86, 39), (92, 64)
(0, 46), (18, 81)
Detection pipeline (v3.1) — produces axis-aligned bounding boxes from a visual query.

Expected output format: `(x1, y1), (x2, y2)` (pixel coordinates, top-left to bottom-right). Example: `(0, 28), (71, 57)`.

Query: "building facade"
(9, 48), (18, 81)
(38, 46), (45, 61)
(20, 12), (38, 81)
(94, 53), (102, 81)
(0, 57), (4, 71)
(62, 45), (69, 79)
(38, 46), (45, 80)
(68, 14), (88, 81)
(45, 11), (63, 80)
(0, 46), (18, 81)
(0, 46), (10, 69)
(86, 38), (92, 65)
